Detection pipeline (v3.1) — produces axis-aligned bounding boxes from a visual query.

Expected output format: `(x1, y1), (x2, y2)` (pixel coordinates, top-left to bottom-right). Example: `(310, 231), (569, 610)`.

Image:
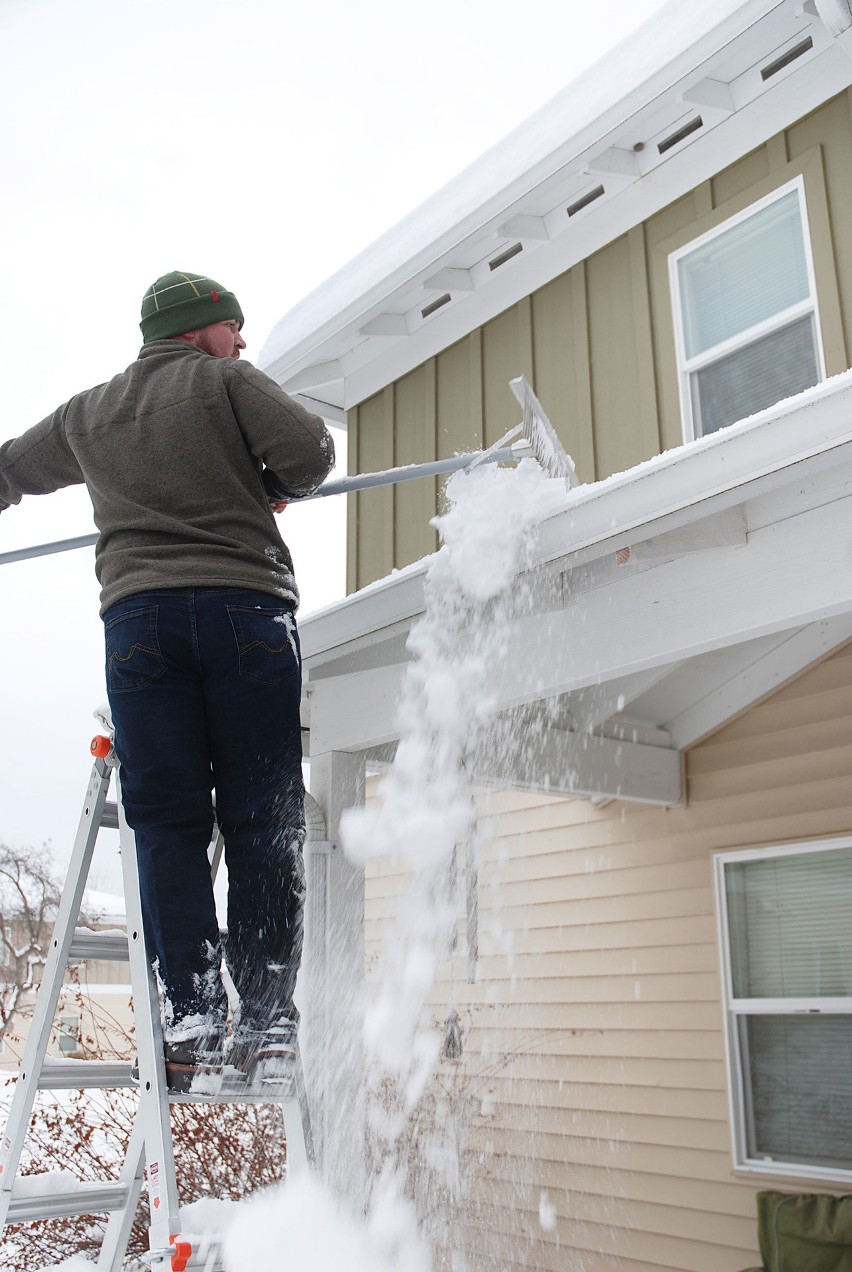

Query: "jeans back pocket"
(227, 605), (301, 686)
(105, 606), (168, 693)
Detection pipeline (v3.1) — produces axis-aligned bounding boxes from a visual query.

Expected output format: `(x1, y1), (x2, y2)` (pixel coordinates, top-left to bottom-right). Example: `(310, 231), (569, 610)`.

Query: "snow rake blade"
(508, 374), (577, 487)
(300, 373), (577, 499)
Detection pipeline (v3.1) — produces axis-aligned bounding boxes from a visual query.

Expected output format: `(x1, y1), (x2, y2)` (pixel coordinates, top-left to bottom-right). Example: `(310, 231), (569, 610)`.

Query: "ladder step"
(38, 1059), (135, 1089)
(101, 800), (120, 830)
(167, 1065), (299, 1104)
(69, 927), (129, 960)
(6, 1178), (129, 1222)
(169, 1085), (299, 1105)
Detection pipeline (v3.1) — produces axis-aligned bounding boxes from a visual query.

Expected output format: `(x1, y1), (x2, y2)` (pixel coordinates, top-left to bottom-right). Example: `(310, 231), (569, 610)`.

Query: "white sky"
(0, 0), (669, 888)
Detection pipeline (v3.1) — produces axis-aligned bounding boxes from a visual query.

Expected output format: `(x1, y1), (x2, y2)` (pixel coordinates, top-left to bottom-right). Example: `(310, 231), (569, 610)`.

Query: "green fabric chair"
(743, 1192), (852, 1272)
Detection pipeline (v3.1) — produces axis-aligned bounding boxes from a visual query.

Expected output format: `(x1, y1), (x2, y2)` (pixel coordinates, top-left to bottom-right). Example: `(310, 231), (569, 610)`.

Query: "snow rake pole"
(0, 377), (576, 567)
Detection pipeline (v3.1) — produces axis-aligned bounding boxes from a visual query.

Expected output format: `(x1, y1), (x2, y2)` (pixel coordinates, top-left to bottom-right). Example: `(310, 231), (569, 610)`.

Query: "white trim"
(669, 613), (852, 747)
(729, 997), (852, 1013)
(669, 176), (826, 441)
(714, 835), (852, 1185)
(716, 833), (852, 864)
(300, 366), (852, 665)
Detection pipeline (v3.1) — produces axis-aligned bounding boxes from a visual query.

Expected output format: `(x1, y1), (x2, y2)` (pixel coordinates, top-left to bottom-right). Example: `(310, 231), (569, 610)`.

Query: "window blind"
(692, 314), (818, 435)
(678, 189), (810, 358)
(744, 1014), (852, 1168)
(726, 846), (852, 999)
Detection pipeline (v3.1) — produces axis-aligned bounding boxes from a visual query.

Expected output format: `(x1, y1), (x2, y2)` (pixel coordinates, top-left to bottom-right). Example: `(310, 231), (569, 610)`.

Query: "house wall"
(0, 931), (132, 1071)
(347, 88), (852, 594)
(0, 980), (134, 1070)
(364, 640), (852, 1272)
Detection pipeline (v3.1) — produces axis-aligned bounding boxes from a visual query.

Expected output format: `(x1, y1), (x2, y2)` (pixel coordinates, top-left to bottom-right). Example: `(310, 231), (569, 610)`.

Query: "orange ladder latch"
(170, 1236), (192, 1272)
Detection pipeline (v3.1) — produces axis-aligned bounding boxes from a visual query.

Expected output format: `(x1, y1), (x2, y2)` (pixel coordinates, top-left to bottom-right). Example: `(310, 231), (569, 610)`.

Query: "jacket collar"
(137, 339), (205, 361)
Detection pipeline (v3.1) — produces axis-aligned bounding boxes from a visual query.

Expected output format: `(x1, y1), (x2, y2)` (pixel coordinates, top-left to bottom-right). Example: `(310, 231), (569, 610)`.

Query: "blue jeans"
(103, 588), (305, 1037)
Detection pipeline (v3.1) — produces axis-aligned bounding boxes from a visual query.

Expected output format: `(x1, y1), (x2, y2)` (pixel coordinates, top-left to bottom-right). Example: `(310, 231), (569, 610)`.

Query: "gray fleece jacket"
(0, 341), (334, 614)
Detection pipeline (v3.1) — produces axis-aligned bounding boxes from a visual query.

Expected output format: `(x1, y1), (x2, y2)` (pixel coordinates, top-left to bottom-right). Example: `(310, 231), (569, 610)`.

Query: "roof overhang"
(300, 371), (852, 806)
(260, 0), (852, 416)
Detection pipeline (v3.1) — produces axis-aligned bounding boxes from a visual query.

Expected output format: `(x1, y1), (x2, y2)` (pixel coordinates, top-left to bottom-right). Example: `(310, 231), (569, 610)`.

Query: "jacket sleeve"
(0, 404), (85, 512)
(225, 361), (334, 500)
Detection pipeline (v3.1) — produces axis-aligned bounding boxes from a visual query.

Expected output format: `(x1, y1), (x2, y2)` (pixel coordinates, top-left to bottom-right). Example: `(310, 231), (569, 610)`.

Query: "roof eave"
(261, 0), (852, 409)
(299, 369), (852, 665)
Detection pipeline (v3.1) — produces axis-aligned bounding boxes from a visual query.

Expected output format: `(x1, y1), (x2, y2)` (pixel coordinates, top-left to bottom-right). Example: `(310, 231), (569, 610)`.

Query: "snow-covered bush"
(0, 1083), (289, 1269)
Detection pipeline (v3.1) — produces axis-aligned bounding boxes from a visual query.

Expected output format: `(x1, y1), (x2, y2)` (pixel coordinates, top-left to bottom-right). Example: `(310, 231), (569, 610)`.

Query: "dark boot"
(163, 1032), (225, 1094)
(227, 1016), (297, 1089)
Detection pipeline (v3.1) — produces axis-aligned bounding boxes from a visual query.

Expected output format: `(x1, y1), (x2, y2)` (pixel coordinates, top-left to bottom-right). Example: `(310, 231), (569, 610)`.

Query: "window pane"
(679, 189), (810, 358)
(692, 314), (818, 436)
(726, 845), (852, 998)
(743, 1014), (852, 1169)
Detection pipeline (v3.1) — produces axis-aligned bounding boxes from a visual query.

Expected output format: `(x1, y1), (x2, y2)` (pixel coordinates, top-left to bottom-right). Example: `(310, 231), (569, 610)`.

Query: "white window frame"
(670, 176), (826, 443)
(57, 1012), (82, 1056)
(714, 835), (852, 1186)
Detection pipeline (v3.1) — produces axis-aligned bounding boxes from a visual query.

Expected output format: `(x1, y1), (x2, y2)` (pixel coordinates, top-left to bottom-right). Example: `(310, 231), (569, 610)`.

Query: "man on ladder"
(0, 271), (334, 1091)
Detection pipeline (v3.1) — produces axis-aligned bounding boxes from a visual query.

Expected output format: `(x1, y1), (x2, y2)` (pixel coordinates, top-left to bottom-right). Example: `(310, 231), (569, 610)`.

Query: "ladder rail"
(95, 1112), (146, 1270)
(0, 757), (113, 1225)
(116, 769), (182, 1252)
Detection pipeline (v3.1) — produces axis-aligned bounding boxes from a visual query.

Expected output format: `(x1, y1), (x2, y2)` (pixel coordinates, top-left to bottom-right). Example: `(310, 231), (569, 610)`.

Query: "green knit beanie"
(140, 271), (244, 343)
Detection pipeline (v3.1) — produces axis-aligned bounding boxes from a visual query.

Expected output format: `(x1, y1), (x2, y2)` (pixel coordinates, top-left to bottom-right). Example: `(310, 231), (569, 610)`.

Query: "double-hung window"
(715, 837), (852, 1184)
(670, 178), (824, 440)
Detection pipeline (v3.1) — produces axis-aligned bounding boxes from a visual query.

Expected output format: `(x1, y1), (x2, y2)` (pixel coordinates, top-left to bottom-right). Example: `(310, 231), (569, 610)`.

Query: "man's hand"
(269, 499), (288, 514)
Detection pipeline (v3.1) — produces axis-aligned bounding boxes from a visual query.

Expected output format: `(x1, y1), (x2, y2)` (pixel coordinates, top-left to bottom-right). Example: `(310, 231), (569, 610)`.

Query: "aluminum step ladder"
(0, 724), (313, 1270)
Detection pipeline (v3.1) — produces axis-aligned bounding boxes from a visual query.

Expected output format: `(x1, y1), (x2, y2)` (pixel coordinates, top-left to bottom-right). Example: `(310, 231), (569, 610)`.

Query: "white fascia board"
(313, 483), (852, 750)
(494, 488), (852, 706)
(299, 368), (852, 668)
(300, 558), (430, 664)
(477, 728), (683, 807)
(259, 0), (789, 387)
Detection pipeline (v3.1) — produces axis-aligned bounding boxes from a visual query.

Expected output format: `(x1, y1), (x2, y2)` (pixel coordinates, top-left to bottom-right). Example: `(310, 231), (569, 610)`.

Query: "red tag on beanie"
(212, 291), (219, 302)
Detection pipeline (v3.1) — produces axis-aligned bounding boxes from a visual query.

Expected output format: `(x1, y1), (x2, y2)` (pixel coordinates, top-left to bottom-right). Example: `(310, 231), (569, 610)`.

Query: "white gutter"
(300, 368), (852, 663)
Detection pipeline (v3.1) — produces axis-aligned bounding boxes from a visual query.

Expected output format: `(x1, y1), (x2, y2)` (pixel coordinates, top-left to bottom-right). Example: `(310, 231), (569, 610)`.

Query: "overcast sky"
(0, 0), (669, 890)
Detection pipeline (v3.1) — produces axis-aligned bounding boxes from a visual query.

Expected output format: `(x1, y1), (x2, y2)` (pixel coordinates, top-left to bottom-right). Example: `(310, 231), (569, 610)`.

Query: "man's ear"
(172, 330), (201, 346)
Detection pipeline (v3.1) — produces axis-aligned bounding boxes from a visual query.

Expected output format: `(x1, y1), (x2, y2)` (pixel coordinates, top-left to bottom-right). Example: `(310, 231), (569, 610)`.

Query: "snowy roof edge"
(299, 368), (852, 661)
(259, 0), (781, 377)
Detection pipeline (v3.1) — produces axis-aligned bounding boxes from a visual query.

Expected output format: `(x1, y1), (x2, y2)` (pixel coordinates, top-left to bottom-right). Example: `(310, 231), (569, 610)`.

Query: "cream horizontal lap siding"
(348, 88), (852, 595)
(363, 641), (852, 1272)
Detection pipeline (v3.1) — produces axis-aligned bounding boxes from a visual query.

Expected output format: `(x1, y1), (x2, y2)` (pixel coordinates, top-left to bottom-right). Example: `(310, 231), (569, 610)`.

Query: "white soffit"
(259, 0), (852, 412)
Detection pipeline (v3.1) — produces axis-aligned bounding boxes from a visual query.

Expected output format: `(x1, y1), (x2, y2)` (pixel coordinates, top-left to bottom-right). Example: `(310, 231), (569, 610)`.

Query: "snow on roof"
(82, 887), (125, 919)
(259, 0), (778, 375)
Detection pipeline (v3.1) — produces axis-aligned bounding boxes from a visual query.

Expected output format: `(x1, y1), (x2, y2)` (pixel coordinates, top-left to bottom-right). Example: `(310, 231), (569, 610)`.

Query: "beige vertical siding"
(348, 88), (852, 594)
(393, 361), (439, 566)
(364, 642), (852, 1271)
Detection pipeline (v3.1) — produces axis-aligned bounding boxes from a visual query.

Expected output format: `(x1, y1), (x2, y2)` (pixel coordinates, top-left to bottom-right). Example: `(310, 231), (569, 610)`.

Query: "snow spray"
(224, 459), (570, 1271)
